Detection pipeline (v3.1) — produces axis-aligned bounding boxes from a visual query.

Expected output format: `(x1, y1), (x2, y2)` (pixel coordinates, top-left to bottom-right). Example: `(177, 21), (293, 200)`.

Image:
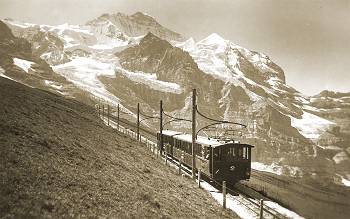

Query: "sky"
(0, 0), (349, 95)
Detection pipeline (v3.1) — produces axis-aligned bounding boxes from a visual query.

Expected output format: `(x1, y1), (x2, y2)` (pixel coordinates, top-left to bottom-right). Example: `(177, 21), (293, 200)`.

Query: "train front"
(210, 143), (253, 184)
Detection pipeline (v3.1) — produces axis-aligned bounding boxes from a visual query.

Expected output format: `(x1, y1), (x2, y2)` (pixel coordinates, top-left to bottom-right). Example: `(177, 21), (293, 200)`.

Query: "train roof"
(160, 130), (254, 148)
(162, 130), (182, 136)
(173, 134), (222, 147)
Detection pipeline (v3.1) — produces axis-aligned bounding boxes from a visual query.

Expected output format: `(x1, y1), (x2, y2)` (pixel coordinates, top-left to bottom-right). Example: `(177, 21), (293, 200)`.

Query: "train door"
(211, 146), (228, 181)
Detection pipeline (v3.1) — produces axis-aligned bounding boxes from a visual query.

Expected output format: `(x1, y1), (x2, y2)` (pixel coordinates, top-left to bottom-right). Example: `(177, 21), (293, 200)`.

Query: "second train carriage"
(157, 130), (254, 184)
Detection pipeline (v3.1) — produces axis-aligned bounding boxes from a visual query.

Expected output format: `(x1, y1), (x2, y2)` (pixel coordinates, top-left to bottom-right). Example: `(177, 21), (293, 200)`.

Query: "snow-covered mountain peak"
(200, 33), (227, 45)
(130, 11), (157, 22)
(87, 12), (185, 42)
(173, 37), (196, 51)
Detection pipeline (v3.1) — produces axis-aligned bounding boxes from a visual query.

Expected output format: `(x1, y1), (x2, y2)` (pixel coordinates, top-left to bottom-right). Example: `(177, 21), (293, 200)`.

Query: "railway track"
(101, 114), (289, 219)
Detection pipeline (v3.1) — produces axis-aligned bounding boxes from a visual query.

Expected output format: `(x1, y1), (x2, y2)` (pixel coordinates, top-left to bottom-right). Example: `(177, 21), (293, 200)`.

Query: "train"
(157, 130), (254, 184)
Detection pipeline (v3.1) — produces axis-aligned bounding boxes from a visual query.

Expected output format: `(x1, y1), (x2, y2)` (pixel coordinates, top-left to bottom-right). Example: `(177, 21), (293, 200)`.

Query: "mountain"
(3, 18), (70, 65)
(1, 12), (349, 188)
(111, 32), (326, 172)
(87, 12), (185, 42)
(0, 20), (63, 87)
(307, 91), (350, 177)
(0, 20), (96, 102)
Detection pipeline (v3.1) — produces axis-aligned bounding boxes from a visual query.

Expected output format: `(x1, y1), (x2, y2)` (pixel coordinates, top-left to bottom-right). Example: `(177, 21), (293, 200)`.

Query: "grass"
(0, 77), (237, 218)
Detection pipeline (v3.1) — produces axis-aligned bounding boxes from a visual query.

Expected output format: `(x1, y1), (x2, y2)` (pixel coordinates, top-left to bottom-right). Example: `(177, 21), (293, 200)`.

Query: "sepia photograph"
(0, 0), (349, 218)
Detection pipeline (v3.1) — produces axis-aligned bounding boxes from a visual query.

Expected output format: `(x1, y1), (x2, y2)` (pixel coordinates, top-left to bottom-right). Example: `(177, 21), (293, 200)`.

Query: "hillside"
(0, 77), (237, 218)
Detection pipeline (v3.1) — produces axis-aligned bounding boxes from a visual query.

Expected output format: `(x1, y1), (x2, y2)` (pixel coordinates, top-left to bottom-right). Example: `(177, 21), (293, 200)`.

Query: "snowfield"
(44, 80), (63, 90)
(252, 162), (303, 178)
(289, 111), (334, 139)
(342, 176), (350, 187)
(115, 67), (183, 94)
(13, 58), (34, 73)
(53, 57), (121, 105)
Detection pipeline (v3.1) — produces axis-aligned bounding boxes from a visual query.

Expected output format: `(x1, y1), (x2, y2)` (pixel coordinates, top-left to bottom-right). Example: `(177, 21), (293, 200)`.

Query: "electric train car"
(157, 130), (254, 184)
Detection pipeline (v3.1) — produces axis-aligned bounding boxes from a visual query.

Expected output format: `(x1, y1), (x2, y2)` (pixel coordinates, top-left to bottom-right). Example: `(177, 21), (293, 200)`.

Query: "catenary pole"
(137, 103), (140, 141)
(192, 89), (196, 179)
(159, 100), (163, 154)
(117, 104), (120, 130)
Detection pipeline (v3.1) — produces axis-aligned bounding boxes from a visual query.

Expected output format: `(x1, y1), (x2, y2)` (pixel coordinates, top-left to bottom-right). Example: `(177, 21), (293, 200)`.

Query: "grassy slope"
(0, 78), (237, 218)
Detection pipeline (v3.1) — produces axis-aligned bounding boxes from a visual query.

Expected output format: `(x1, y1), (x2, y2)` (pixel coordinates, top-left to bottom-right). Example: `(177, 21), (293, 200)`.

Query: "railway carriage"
(157, 130), (254, 184)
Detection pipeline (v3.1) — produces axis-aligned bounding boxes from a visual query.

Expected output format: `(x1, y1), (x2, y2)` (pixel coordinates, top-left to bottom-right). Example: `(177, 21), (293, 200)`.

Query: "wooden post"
(178, 161), (182, 175)
(159, 100), (163, 155)
(198, 169), (201, 188)
(98, 99), (101, 117)
(136, 103), (140, 141)
(102, 104), (105, 119)
(98, 103), (101, 117)
(192, 89), (196, 179)
(259, 199), (264, 219)
(165, 144), (168, 165)
(107, 105), (110, 126)
(117, 104), (120, 130)
(179, 152), (184, 175)
(223, 181), (227, 209)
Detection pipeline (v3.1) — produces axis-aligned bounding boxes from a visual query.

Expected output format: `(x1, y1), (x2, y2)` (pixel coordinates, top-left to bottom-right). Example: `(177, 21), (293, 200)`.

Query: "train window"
(229, 148), (234, 158)
(238, 147), (243, 158)
(243, 147), (246, 159)
(213, 149), (219, 160)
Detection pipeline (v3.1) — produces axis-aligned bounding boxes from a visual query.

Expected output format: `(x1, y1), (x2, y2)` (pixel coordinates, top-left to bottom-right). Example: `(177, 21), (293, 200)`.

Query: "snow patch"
(289, 111), (334, 139)
(264, 201), (305, 219)
(302, 104), (320, 112)
(0, 67), (15, 81)
(200, 182), (258, 219)
(333, 151), (349, 164)
(342, 177), (350, 187)
(44, 80), (63, 90)
(88, 40), (128, 50)
(53, 57), (120, 105)
(13, 58), (34, 73)
(252, 162), (283, 175)
(5, 20), (36, 28)
(115, 67), (183, 94)
(252, 162), (303, 177)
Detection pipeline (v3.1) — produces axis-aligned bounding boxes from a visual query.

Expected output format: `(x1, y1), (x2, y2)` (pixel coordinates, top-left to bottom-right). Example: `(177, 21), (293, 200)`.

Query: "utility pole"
(102, 104), (105, 119)
(159, 100), (163, 154)
(192, 89), (196, 179)
(107, 105), (110, 126)
(98, 103), (101, 118)
(117, 104), (120, 130)
(137, 103), (140, 141)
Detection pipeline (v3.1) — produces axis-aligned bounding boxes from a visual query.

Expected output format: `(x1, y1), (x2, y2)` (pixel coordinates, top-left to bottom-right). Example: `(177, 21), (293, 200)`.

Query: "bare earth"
(0, 77), (238, 218)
